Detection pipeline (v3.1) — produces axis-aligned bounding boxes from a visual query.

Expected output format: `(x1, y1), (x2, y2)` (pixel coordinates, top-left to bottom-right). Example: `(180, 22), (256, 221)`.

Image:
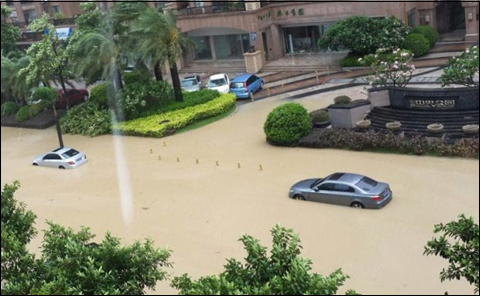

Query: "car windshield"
(208, 78), (226, 87)
(231, 82), (245, 89)
(181, 80), (196, 87)
(62, 149), (80, 159)
(356, 177), (379, 192)
(311, 179), (324, 188)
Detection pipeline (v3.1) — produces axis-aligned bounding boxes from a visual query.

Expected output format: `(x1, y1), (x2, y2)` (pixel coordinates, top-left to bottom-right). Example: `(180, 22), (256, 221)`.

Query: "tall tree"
(20, 14), (71, 108)
(172, 225), (358, 295)
(1, 181), (172, 295)
(1, 52), (35, 104)
(425, 215), (479, 295)
(133, 9), (191, 102)
(1, 5), (21, 54)
(32, 87), (65, 148)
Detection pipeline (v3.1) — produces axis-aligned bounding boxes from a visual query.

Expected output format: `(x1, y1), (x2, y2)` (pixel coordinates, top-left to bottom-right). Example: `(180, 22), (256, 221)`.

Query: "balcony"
(20, 0), (34, 6)
(174, 2), (246, 17)
(53, 18), (75, 26)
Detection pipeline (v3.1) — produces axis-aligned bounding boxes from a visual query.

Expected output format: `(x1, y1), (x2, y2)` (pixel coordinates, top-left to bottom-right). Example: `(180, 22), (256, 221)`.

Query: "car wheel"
(351, 202), (365, 209)
(33, 163), (38, 166)
(59, 166), (66, 170)
(293, 195), (306, 201)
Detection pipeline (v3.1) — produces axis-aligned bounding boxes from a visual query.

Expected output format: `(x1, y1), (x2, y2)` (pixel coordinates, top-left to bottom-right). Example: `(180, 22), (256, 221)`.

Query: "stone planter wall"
(328, 100), (372, 129)
(368, 88), (390, 109)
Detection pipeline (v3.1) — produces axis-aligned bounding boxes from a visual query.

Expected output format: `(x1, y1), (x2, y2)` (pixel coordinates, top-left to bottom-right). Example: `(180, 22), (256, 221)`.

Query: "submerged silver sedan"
(32, 147), (88, 170)
(289, 173), (392, 209)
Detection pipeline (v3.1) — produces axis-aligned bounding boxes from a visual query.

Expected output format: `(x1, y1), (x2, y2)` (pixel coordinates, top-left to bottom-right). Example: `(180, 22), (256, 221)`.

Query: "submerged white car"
(207, 74), (230, 94)
(33, 147), (88, 170)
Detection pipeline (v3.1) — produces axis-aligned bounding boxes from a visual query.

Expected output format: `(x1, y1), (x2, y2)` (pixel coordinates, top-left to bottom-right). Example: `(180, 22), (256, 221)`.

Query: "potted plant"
(334, 95), (352, 105)
(310, 110), (331, 128)
(463, 124), (479, 135)
(427, 123), (444, 134)
(356, 119), (372, 130)
(386, 121), (402, 131)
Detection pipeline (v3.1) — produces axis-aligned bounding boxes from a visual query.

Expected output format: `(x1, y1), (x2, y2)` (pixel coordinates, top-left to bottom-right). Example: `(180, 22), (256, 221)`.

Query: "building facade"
(168, 0), (478, 68)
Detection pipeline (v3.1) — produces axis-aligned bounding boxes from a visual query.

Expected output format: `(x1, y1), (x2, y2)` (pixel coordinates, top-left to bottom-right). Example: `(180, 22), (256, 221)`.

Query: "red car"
(56, 89), (89, 109)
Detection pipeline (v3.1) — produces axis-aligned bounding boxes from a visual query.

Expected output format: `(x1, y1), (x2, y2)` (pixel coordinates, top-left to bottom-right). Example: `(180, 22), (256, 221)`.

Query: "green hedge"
(264, 103), (312, 147)
(403, 34), (430, 57)
(341, 54), (363, 67)
(116, 93), (236, 138)
(29, 103), (44, 118)
(1, 102), (19, 117)
(89, 82), (114, 110)
(412, 26), (439, 48)
(15, 106), (32, 122)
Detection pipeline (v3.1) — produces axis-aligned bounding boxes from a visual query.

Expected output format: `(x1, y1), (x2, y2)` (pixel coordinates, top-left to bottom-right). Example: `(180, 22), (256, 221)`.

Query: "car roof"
(326, 173), (364, 185)
(51, 147), (72, 154)
(209, 74), (227, 80)
(183, 76), (198, 80)
(231, 74), (253, 82)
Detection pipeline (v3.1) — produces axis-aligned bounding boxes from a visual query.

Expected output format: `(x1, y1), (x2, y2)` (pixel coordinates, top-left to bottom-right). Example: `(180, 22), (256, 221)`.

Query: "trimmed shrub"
(32, 87), (58, 107)
(341, 54), (363, 67)
(123, 70), (152, 86)
(403, 34), (430, 57)
(60, 104), (112, 137)
(120, 81), (174, 120)
(1, 102), (19, 117)
(310, 110), (330, 123)
(264, 103), (312, 147)
(412, 26), (439, 47)
(298, 129), (479, 159)
(334, 96), (352, 105)
(54, 12), (66, 19)
(89, 82), (114, 110)
(116, 93), (236, 138)
(15, 106), (32, 122)
(29, 103), (44, 118)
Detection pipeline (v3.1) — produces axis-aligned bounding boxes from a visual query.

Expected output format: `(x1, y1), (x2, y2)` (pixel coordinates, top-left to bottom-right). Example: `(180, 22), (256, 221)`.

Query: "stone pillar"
(245, 2), (261, 11)
(462, 2), (479, 42)
(244, 51), (263, 74)
(269, 24), (284, 60)
(209, 36), (217, 61)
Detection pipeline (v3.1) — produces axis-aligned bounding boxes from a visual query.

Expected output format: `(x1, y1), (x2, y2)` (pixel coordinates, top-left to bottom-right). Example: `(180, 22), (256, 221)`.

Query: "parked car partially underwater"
(32, 147), (88, 170)
(289, 173), (393, 209)
(181, 75), (203, 92)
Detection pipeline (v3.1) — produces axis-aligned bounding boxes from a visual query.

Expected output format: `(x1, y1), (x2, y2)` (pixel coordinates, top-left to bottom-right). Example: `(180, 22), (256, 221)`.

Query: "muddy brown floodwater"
(1, 87), (479, 295)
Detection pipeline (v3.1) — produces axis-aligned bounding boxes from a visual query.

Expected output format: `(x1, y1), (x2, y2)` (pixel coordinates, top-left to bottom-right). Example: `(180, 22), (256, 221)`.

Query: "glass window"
(318, 183), (335, 191)
(44, 154), (61, 160)
(155, 1), (166, 10)
(52, 5), (61, 14)
(408, 8), (417, 28)
(181, 79), (197, 87)
(208, 78), (227, 87)
(334, 184), (356, 193)
(194, 1), (204, 8)
(284, 26), (321, 54)
(23, 9), (37, 24)
(231, 82), (245, 89)
(214, 34), (246, 60)
(356, 177), (379, 192)
(62, 149), (80, 159)
(191, 36), (212, 60)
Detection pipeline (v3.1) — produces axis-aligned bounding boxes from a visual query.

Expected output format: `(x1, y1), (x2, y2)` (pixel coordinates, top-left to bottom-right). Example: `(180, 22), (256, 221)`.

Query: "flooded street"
(2, 87), (479, 295)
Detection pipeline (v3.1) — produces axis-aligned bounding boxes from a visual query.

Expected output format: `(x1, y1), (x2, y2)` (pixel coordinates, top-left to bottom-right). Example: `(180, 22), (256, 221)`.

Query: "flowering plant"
(361, 48), (415, 88)
(441, 46), (479, 87)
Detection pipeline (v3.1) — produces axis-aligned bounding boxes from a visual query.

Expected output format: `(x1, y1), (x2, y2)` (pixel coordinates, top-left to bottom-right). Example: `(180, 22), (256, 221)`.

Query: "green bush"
(60, 104), (112, 137)
(441, 46), (479, 87)
(341, 54), (363, 67)
(89, 82), (114, 110)
(310, 110), (330, 123)
(120, 81), (174, 120)
(15, 106), (32, 122)
(123, 70), (152, 86)
(1, 102), (19, 117)
(54, 12), (65, 19)
(403, 34), (430, 57)
(412, 26), (439, 47)
(264, 103), (312, 147)
(29, 103), (44, 118)
(1, 92), (6, 104)
(32, 87), (58, 106)
(116, 93), (236, 138)
(334, 96), (352, 105)
(319, 16), (411, 55)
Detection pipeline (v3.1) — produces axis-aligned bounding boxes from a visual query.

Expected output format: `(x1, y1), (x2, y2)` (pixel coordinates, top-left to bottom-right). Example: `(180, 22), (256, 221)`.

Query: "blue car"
(230, 74), (264, 99)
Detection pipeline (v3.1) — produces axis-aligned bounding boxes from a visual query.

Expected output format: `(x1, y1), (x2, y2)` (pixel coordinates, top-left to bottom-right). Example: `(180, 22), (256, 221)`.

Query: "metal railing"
(174, 2), (246, 17)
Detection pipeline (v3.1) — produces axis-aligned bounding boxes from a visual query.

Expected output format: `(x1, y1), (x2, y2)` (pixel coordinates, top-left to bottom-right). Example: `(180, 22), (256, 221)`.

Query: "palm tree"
(1, 53), (36, 105)
(133, 9), (192, 102)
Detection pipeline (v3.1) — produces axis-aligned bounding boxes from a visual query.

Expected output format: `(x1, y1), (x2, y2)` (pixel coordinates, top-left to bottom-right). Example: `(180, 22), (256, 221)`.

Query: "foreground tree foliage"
(425, 215), (479, 295)
(172, 225), (358, 295)
(441, 46), (479, 87)
(1, 5), (21, 53)
(1, 182), (172, 295)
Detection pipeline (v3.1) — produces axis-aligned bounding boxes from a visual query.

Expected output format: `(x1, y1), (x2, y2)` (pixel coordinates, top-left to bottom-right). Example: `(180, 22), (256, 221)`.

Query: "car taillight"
(68, 161), (76, 165)
(371, 196), (382, 202)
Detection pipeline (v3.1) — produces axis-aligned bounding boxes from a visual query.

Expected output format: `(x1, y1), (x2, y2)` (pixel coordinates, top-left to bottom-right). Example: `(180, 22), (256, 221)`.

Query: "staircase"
(261, 65), (341, 73)
(367, 107), (479, 138)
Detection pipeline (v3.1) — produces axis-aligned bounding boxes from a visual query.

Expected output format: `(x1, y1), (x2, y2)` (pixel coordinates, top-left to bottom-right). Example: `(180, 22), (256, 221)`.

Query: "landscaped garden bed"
(115, 93), (236, 138)
(1, 109), (66, 129)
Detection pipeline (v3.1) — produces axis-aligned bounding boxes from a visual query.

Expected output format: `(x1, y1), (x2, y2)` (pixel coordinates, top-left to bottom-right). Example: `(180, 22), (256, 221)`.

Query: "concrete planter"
(427, 123), (445, 134)
(356, 119), (372, 130)
(386, 121), (402, 132)
(313, 121), (331, 129)
(328, 100), (371, 129)
(368, 87), (390, 109)
(463, 125), (479, 135)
